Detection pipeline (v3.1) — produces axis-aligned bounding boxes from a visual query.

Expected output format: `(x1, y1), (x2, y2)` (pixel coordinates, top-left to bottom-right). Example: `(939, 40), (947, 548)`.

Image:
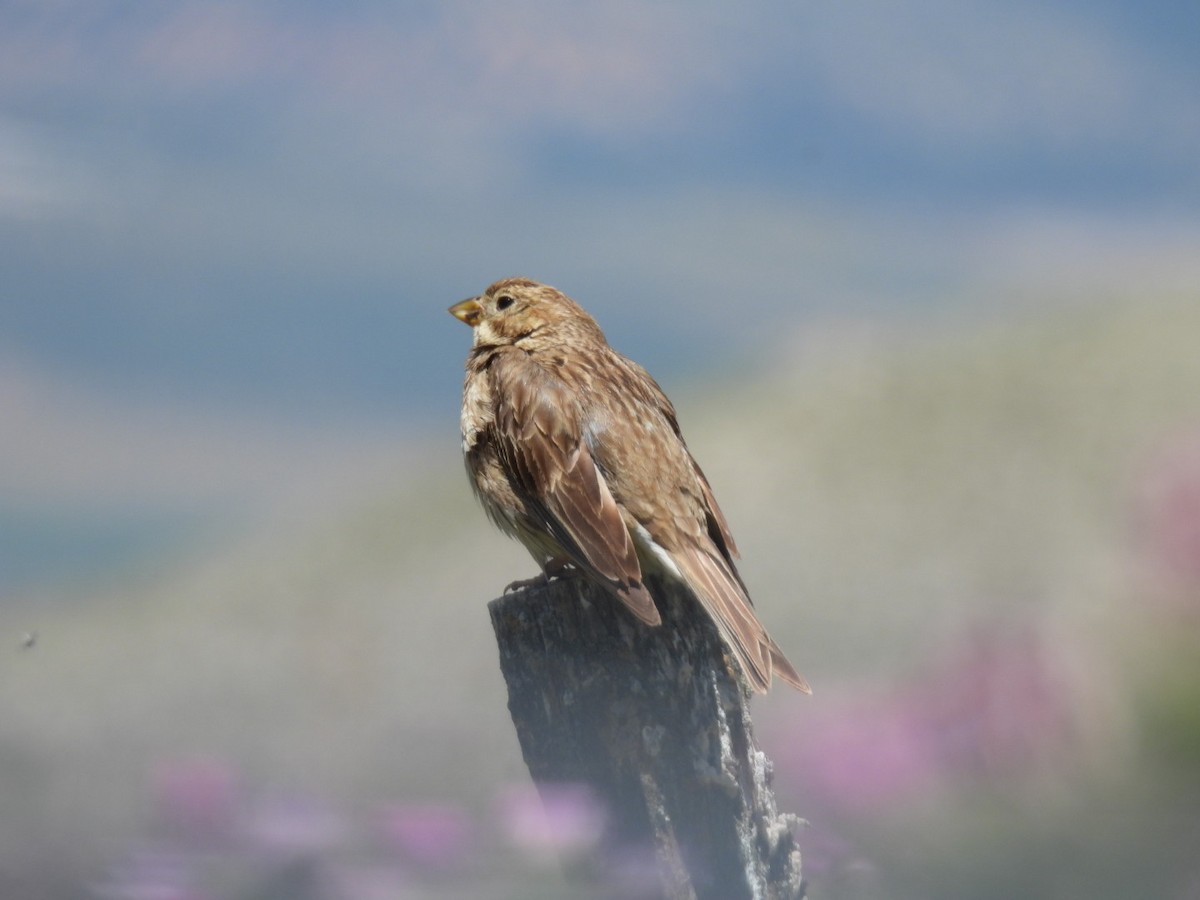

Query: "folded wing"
(491, 352), (660, 626)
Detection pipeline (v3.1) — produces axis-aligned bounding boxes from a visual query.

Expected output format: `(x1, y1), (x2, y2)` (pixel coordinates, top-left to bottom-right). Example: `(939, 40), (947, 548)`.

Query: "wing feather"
(619, 356), (741, 560)
(492, 352), (660, 626)
(666, 541), (810, 693)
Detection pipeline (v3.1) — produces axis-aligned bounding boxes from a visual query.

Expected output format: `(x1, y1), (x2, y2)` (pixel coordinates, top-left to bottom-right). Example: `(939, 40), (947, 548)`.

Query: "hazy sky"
(2, 0), (1198, 424)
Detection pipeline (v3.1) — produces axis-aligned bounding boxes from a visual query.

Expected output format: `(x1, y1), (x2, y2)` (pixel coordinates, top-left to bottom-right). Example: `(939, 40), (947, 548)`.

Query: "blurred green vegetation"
(2, 295), (1199, 898)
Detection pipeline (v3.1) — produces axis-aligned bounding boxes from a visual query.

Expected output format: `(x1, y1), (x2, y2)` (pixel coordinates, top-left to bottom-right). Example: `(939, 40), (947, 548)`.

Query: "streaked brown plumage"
(450, 277), (809, 694)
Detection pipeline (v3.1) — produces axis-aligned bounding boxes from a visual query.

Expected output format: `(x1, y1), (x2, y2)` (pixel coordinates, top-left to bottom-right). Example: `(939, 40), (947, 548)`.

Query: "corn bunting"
(450, 277), (808, 694)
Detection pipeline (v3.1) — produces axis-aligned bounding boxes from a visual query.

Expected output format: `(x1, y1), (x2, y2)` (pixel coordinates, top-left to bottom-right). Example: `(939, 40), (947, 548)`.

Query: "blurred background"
(2, 1), (1199, 898)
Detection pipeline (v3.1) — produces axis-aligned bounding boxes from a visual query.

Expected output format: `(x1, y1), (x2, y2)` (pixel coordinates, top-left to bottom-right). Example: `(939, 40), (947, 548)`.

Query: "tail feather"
(673, 544), (808, 694)
(767, 636), (812, 694)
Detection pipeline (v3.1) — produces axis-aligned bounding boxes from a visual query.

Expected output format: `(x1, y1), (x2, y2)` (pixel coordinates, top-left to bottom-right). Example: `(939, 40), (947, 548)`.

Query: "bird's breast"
(460, 373), (493, 451)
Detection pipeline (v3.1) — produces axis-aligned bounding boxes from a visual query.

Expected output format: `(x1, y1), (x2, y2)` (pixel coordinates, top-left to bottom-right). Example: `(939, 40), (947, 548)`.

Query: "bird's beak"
(449, 298), (483, 326)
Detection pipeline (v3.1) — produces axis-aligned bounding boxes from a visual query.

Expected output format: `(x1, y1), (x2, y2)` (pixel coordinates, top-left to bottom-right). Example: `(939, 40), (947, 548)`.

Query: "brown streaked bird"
(450, 277), (809, 694)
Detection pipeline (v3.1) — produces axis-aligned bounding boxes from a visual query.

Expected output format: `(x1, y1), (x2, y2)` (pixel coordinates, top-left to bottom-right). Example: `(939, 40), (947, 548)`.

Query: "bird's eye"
(496, 295), (514, 311)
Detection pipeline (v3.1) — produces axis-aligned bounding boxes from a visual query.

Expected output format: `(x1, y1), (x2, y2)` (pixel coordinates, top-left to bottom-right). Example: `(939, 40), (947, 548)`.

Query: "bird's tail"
(674, 545), (811, 694)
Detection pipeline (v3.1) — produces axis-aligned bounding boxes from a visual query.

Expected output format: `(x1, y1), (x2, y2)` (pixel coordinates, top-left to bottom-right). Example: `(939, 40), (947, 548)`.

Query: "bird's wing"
(490, 352), (661, 626)
(619, 356), (741, 559)
(603, 353), (809, 693)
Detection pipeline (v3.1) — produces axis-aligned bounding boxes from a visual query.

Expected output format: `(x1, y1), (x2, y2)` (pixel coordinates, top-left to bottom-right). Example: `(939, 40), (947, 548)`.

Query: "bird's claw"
(504, 558), (577, 593)
(503, 573), (549, 593)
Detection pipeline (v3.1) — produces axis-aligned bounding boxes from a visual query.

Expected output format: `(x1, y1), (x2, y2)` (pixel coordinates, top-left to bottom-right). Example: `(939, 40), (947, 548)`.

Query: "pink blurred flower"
(495, 782), (607, 860)
(916, 625), (1077, 773)
(775, 624), (1079, 814)
(152, 757), (240, 842)
(786, 695), (942, 811)
(1134, 430), (1200, 596)
(242, 793), (347, 855)
(378, 802), (475, 869)
(794, 825), (857, 877)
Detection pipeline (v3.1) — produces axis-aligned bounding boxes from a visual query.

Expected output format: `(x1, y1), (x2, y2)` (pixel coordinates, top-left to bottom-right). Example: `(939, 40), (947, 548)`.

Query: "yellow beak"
(449, 298), (483, 326)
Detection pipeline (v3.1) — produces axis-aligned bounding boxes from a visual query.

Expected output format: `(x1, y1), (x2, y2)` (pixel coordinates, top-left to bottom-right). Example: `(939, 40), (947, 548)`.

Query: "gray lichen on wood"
(489, 573), (805, 900)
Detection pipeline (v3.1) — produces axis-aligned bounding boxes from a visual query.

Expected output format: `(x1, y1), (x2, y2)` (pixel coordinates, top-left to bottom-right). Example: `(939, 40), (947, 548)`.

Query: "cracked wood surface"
(489, 574), (805, 900)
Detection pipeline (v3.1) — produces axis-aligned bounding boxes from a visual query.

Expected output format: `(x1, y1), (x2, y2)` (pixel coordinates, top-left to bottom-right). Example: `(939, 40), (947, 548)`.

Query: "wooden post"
(488, 574), (806, 900)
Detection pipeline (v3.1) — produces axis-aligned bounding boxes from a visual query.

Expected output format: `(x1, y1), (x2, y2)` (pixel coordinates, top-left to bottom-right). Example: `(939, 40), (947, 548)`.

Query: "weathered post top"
(489, 574), (806, 900)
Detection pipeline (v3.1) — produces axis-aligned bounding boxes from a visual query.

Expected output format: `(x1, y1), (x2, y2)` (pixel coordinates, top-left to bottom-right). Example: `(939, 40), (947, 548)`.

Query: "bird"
(449, 277), (809, 694)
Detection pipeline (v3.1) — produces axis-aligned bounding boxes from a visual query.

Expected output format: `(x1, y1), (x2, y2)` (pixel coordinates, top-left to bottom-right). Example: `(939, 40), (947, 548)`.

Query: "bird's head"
(449, 278), (607, 349)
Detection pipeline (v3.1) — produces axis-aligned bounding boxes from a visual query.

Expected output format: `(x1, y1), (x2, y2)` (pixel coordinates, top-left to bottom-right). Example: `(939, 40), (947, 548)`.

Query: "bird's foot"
(503, 573), (548, 593)
(504, 557), (576, 593)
